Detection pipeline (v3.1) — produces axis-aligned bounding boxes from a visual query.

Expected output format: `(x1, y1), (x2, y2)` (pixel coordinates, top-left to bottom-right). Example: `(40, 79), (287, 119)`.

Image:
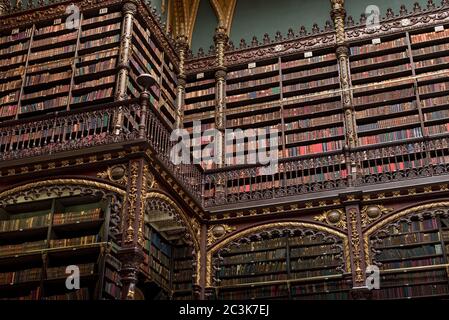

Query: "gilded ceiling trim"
(209, 0), (237, 34)
(168, 0), (200, 45)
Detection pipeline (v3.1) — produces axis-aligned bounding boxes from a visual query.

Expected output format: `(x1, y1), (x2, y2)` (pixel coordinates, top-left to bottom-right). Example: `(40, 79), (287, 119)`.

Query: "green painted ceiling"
(190, 0), (434, 54)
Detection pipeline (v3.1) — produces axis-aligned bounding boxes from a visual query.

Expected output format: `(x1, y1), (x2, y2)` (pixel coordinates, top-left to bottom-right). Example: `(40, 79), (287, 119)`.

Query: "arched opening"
(138, 193), (199, 300)
(0, 179), (125, 300)
(365, 202), (449, 300)
(208, 222), (352, 300)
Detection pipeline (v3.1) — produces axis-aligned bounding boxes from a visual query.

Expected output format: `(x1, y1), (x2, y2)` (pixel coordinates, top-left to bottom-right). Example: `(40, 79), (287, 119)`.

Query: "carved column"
(115, 1), (137, 101)
(213, 26), (228, 198)
(330, 0), (358, 185)
(119, 158), (147, 299)
(175, 36), (189, 128)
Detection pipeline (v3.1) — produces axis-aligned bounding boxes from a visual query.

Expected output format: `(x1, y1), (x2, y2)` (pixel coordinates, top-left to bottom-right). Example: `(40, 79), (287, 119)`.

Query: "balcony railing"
(1, 99), (449, 210)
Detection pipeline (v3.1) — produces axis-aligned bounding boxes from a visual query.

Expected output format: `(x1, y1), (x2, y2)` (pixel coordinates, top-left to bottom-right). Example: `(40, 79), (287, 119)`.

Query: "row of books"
(25, 70), (71, 86)
(73, 75), (116, 91)
(53, 208), (102, 225)
(350, 38), (406, 56)
(376, 244), (442, 261)
(221, 249), (287, 265)
(82, 12), (121, 26)
(291, 281), (349, 295)
(0, 54), (26, 67)
(172, 270), (194, 282)
(32, 32), (77, 49)
(174, 260), (193, 270)
(418, 81), (449, 95)
(0, 268), (42, 285)
(46, 263), (95, 279)
(0, 289), (40, 300)
(71, 87), (113, 104)
(79, 35), (120, 50)
(358, 128), (423, 145)
(35, 23), (66, 36)
(424, 109), (449, 121)
(286, 140), (343, 156)
(185, 87), (215, 99)
(227, 111), (281, 127)
(373, 283), (449, 299)
(225, 238), (286, 254)
(281, 53), (336, 69)
(29, 45), (76, 61)
(0, 29), (32, 44)
(49, 235), (100, 248)
(360, 160), (429, 176)
(389, 219), (438, 234)
(376, 232), (440, 247)
(227, 64), (279, 80)
(422, 95), (449, 108)
(282, 64), (337, 80)
(184, 100), (215, 111)
(0, 240), (47, 256)
(227, 75), (280, 91)
(286, 127), (344, 143)
(20, 96), (68, 114)
(218, 284), (288, 299)
(353, 88), (414, 105)
(413, 42), (449, 57)
(218, 273), (288, 286)
(132, 46), (158, 75)
(133, 20), (162, 58)
(0, 41), (29, 56)
(350, 51), (408, 69)
(283, 101), (340, 118)
(150, 232), (172, 257)
(426, 123), (449, 135)
(0, 79), (21, 92)
(411, 28), (449, 44)
(218, 261), (287, 277)
(186, 78), (215, 89)
(150, 258), (170, 288)
(358, 115), (420, 132)
(285, 114), (342, 130)
(352, 64), (411, 81)
(355, 102), (416, 119)
(0, 105), (17, 118)
(283, 78), (339, 93)
(27, 59), (72, 74)
(150, 244), (171, 267)
(22, 85), (70, 100)
(227, 87), (281, 104)
(75, 59), (117, 76)
(380, 269), (446, 287)
(415, 56), (449, 69)
(1, 65), (24, 78)
(290, 245), (339, 258)
(78, 48), (119, 63)
(290, 255), (339, 270)
(0, 213), (51, 233)
(81, 23), (121, 38)
(104, 268), (121, 285)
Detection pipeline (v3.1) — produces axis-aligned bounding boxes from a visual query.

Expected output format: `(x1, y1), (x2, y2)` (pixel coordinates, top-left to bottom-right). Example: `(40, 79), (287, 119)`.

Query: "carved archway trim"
(0, 178), (126, 200)
(206, 221), (350, 287)
(364, 201), (449, 265)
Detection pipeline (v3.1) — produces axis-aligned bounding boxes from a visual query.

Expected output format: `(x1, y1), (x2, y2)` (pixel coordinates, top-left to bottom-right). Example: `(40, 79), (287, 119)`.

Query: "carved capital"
(214, 26), (229, 45)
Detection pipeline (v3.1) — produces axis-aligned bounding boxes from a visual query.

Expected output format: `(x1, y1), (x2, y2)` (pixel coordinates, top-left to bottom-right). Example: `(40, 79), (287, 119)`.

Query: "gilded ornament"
(361, 205), (393, 227)
(207, 224), (236, 246)
(314, 209), (347, 230)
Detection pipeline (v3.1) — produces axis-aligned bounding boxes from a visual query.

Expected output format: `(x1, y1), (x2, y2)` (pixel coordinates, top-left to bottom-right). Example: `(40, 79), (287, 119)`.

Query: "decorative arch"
(206, 221), (350, 287)
(0, 178), (127, 241)
(363, 201), (449, 265)
(144, 191), (201, 285)
(209, 0), (237, 33)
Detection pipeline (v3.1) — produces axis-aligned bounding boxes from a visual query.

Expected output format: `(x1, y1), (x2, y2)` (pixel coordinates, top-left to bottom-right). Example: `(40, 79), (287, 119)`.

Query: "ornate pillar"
(213, 26), (228, 198)
(119, 158), (147, 299)
(115, 1), (137, 101)
(330, 0), (357, 148)
(175, 36), (189, 128)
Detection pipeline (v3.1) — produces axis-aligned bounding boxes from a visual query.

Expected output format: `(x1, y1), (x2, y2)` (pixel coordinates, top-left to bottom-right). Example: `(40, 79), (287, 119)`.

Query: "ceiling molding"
(167, 0), (200, 45)
(209, 0), (237, 34)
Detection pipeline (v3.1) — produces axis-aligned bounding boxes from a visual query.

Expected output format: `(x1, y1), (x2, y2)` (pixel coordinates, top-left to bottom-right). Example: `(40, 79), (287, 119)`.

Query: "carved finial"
(186, 49), (193, 58)
(287, 28), (295, 39)
(443, 0), (449, 6)
(427, 0), (436, 8)
(15, 0), (23, 10)
(299, 26), (307, 36)
(38, 0), (44, 6)
(208, 45), (215, 55)
(263, 33), (270, 44)
(325, 20), (333, 31)
(346, 15), (354, 27)
(275, 31), (283, 41)
(360, 13), (367, 24)
(251, 36), (259, 46)
(386, 8), (394, 18)
(227, 40), (235, 50)
(239, 38), (247, 49)
(197, 47), (205, 57)
(413, 2), (421, 12)
(399, 4), (407, 15)
(312, 23), (320, 34)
